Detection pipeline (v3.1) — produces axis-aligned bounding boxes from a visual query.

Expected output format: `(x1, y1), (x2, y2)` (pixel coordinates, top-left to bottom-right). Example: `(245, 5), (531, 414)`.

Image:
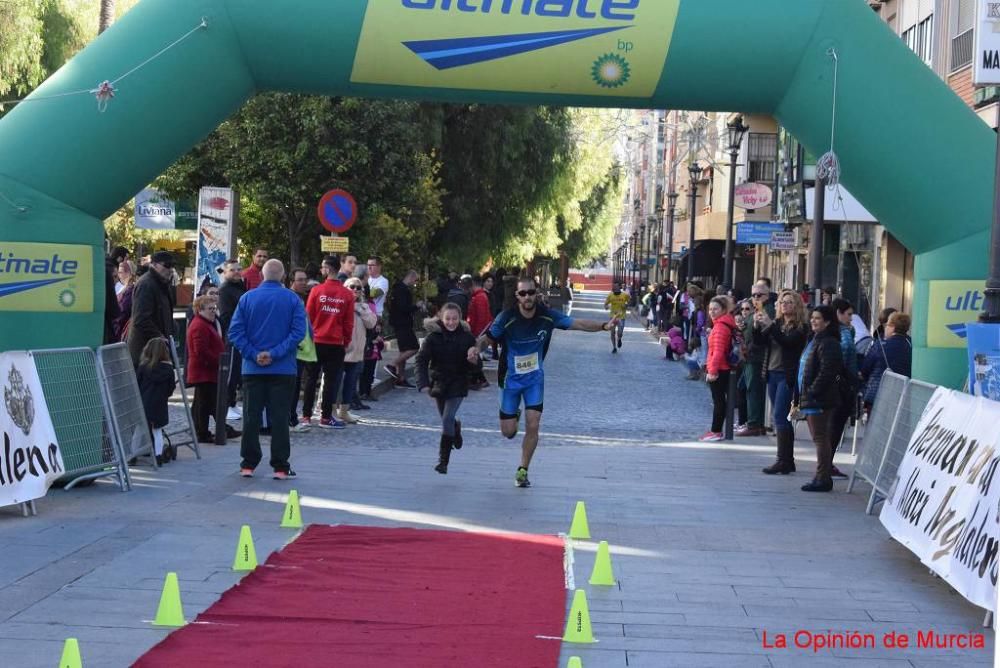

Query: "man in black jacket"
(217, 259), (246, 418)
(386, 269), (421, 388)
(126, 251), (175, 366)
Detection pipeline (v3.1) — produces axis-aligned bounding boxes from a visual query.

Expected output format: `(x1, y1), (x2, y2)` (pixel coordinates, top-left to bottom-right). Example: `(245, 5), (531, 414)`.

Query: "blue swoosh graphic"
(0, 277), (70, 298)
(947, 323), (968, 339)
(404, 26), (631, 70)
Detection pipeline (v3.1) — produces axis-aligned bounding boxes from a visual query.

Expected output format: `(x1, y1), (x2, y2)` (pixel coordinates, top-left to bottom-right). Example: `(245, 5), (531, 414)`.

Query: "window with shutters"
(951, 0), (975, 71)
(746, 133), (777, 185)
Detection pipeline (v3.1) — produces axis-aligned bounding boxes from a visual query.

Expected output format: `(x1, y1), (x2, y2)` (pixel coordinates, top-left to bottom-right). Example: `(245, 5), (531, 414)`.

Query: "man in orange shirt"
(305, 255), (355, 428)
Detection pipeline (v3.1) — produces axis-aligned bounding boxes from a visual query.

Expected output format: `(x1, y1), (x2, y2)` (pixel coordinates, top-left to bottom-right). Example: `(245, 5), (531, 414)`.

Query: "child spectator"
(136, 338), (177, 465)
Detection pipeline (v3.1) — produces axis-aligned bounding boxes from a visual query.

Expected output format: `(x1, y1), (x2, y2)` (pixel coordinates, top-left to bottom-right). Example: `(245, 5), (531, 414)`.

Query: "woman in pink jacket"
(700, 296), (737, 442)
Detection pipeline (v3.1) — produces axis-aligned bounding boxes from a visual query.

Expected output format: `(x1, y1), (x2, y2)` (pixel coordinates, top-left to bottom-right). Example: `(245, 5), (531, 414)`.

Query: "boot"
(453, 420), (463, 449)
(434, 434), (452, 474)
(337, 405), (358, 424)
(762, 429), (796, 475)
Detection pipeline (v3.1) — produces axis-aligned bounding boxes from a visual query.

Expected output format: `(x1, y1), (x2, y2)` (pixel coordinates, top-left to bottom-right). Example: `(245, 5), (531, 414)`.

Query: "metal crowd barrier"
(30, 348), (128, 491)
(846, 371), (936, 515)
(95, 343), (156, 488)
(166, 337), (200, 460)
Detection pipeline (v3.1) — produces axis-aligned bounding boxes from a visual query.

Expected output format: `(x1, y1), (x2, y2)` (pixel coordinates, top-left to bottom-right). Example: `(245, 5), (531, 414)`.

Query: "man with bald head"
(228, 259), (307, 480)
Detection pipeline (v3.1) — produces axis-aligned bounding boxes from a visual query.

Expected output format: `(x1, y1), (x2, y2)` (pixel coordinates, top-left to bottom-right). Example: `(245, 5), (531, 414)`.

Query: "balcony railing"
(952, 29), (974, 71)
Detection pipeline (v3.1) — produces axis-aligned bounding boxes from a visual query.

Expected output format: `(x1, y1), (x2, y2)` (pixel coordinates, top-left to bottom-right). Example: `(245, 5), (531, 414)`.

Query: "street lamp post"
(654, 208), (664, 284)
(687, 162), (701, 283)
(639, 222), (647, 287)
(631, 231), (639, 298)
(723, 115), (749, 289)
(666, 192), (679, 282)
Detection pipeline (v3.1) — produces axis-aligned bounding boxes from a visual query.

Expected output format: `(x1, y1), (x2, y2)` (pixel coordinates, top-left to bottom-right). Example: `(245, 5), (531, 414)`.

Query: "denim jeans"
(767, 370), (793, 434)
(340, 361), (362, 407)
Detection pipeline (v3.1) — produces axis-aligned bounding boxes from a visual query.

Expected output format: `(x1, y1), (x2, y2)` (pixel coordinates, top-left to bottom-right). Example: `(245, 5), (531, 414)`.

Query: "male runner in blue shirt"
(476, 277), (616, 488)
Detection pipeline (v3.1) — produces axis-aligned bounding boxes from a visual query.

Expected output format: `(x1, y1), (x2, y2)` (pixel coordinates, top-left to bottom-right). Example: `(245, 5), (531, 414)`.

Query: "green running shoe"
(515, 467), (531, 488)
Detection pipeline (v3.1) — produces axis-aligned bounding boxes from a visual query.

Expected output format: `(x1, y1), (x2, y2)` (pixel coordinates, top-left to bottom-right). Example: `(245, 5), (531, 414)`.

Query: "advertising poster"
(926, 281), (984, 348)
(351, 0), (680, 97)
(0, 352), (66, 508)
(0, 241), (93, 312)
(194, 187), (235, 292)
(966, 322), (1000, 401)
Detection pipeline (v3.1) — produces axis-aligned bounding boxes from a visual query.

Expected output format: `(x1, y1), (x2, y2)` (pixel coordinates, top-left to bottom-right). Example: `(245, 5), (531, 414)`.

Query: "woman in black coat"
(416, 303), (479, 475)
(796, 305), (844, 492)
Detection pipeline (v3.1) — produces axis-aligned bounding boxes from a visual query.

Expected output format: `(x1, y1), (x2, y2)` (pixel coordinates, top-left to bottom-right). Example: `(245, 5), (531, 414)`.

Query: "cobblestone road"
(0, 292), (992, 667)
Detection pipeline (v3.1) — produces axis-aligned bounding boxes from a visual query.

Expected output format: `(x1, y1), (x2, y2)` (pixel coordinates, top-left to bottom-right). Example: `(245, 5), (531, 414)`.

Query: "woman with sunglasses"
(753, 290), (809, 474)
(796, 305), (845, 492)
(340, 277), (378, 424)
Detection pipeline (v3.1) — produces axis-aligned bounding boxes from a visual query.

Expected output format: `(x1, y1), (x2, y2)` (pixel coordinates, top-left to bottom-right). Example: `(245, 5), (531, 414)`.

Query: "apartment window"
(747, 132), (777, 184)
(902, 15), (934, 65)
(951, 0), (975, 71)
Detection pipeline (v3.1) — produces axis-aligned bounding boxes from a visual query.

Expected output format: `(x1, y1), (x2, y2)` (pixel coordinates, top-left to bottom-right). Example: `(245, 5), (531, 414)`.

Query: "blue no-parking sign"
(317, 189), (358, 234)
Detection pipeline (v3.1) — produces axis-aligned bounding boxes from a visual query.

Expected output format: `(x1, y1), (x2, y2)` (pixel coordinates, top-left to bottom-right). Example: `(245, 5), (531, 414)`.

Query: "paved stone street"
(0, 291), (993, 667)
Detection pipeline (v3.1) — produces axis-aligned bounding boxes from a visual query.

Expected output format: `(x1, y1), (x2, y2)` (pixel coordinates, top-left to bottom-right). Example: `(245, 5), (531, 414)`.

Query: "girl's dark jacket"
(798, 331), (844, 411)
(416, 319), (478, 399)
(136, 361), (176, 428)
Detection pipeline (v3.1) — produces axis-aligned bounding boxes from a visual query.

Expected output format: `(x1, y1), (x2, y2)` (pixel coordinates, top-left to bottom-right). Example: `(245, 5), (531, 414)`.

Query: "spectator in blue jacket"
(829, 298), (859, 478)
(860, 311), (912, 412)
(228, 259), (307, 480)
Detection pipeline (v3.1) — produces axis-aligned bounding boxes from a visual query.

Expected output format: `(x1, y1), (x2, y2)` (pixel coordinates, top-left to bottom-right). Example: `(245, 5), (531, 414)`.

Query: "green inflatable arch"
(0, 0), (992, 387)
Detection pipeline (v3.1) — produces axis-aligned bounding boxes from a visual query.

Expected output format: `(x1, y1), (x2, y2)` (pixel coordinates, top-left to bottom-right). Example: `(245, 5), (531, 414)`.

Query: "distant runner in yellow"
(605, 283), (629, 354)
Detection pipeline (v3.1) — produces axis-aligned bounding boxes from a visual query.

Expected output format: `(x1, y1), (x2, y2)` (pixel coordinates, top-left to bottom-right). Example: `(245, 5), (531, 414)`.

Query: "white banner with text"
(1, 352), (65, 508)
(880, 387), (1000, 611)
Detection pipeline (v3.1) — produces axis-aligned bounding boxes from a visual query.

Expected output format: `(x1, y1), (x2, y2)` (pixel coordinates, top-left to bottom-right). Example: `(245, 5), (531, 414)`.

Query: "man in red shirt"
(242, 248), (269, 290)
(305, 255), (355, 428)
(465, 275), (493, 390)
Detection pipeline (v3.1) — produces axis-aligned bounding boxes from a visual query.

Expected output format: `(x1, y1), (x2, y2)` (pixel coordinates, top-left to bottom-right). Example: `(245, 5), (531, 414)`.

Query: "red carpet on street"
(134, 525), (568, 667)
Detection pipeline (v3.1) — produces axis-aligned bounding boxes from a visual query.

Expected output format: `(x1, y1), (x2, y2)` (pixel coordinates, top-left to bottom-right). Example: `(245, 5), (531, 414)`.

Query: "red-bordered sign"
(317, 189), (358, 234)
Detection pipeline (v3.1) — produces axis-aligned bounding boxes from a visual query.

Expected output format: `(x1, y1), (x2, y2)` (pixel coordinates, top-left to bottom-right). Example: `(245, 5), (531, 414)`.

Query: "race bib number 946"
(514, 353), (540, 375)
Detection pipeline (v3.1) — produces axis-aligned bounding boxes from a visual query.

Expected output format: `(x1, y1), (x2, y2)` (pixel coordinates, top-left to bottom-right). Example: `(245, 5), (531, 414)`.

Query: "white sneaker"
(226, 407), (242, 421)
(291, 422), (311, 433)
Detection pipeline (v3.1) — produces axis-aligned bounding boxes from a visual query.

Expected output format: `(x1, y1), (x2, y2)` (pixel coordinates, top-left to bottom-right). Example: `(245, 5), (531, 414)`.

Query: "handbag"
(787, 403), (803, 421)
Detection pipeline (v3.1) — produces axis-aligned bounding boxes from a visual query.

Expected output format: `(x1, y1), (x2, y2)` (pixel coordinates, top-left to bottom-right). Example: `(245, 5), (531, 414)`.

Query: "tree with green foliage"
(158, 94), (446, 277)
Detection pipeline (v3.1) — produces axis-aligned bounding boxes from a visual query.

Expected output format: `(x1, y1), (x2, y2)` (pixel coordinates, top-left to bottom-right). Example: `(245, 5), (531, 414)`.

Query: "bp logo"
(58, 290), (76, 308)
(592, 53), (630, 88)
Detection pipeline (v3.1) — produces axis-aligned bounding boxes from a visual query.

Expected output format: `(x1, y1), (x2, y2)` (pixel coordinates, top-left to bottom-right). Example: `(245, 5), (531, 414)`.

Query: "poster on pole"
(194, 187), (236, 293)
(0, 352), (66, 508)
(967, 322), (1000, 401)
(880, 387), (1000, 611)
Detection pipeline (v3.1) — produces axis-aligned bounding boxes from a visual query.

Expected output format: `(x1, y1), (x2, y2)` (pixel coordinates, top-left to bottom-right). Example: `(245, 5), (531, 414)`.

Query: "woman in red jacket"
(700, 296), (737, 442)
(186, 296), (239, 443)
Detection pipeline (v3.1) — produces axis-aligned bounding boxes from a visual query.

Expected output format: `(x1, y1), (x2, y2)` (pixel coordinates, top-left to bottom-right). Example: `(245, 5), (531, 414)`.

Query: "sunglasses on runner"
(517, 289), (538, 297)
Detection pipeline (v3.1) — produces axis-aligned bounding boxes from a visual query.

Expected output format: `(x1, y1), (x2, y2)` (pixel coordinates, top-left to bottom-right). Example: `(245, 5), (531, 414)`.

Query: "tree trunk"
(99, 0), (116, 34)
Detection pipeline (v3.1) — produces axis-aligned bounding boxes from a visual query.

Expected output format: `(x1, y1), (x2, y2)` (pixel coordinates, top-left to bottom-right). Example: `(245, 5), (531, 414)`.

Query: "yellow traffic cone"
(152, 572), (185, 627)
(281, 490), (303, 528)
(232, 525), (258, 572)
(588, 540), (615, 586)
(59, 638), (82, 668)
(568, 501), (590, 540)
(562, 589), (595, 643)
(567, 658), (583, 668)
